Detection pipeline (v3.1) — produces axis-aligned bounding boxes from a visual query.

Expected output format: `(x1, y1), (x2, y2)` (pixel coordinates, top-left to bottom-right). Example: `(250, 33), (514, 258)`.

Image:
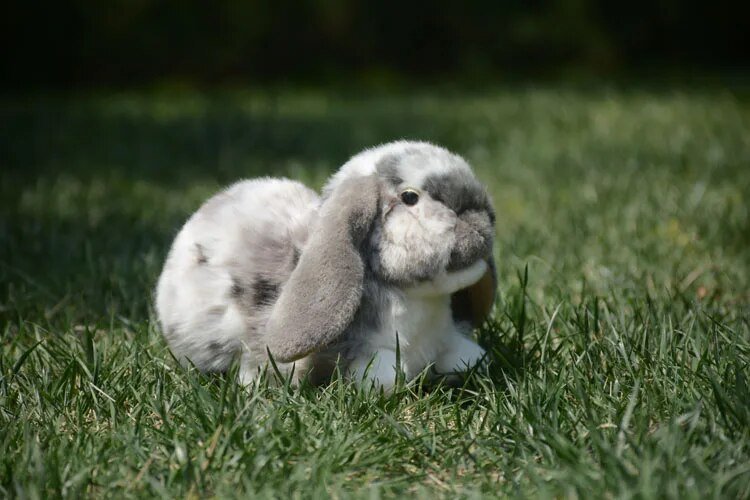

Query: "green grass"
(1, 85), (749, 498)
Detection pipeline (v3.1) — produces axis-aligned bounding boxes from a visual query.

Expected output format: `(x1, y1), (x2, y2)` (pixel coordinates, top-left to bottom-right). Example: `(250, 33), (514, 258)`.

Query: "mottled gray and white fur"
(156, 141), (496, 390)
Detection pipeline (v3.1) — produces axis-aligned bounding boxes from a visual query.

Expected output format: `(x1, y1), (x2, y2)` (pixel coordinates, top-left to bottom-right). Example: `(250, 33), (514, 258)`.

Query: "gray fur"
(195, 243), (208, 264)
(448, 210), (494, 271)
(230, 279), (245, 298)
(207, 305), (228, 316)
(421, 172), (495, 271)
(253, 278), (280, 306)
(297, 268), (394, 372)
(375, 154), (405, 186)
(264, 174), (380, 362)
(421, 172), (495, 221)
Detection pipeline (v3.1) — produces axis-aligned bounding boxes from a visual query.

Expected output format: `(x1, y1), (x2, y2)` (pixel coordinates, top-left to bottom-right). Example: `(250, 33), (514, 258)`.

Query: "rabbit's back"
(156, 178), (320, 372)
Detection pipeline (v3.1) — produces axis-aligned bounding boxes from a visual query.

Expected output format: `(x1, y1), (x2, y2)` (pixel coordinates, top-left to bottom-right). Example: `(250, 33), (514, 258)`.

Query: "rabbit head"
(265, 141), (496, 362)
(355, 142), (494, 285)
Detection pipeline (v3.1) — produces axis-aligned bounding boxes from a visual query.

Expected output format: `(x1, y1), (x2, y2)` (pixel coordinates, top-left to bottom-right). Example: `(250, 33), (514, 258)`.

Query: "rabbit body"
(156, 141), (496, 389)
(156, 178), (320, 381)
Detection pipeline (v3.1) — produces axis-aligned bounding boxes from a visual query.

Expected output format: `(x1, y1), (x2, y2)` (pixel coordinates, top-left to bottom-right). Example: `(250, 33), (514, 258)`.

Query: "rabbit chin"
(405, 259), (488, 297)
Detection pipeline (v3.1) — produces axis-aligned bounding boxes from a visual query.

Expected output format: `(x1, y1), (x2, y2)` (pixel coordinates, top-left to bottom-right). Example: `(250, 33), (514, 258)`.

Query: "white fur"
(347, 261), (488, 391)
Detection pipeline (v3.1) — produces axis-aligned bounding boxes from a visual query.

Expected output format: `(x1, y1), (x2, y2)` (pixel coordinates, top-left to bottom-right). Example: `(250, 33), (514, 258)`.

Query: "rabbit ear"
(264, 174), (380, 363)
(450, 258), (497, 327)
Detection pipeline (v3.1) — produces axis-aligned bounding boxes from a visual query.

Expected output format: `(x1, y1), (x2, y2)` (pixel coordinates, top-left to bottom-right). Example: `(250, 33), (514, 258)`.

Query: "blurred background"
(1, 0), (749, 323)
(2, 0), (749, 89)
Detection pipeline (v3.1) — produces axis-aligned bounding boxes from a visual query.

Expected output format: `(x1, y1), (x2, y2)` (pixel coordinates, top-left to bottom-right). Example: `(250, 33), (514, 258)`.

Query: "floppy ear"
(265, 174), (380, 362)
(450, 258), (496, 327)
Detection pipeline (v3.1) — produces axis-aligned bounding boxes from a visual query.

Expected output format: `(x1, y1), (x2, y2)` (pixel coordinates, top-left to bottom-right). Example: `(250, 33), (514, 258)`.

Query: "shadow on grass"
(1, 93), (462, 191)
(0, 93), (466, 327)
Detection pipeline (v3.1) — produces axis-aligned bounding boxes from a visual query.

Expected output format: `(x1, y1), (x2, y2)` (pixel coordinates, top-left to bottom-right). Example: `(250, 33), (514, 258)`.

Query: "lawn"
(1, 85), (749, 498)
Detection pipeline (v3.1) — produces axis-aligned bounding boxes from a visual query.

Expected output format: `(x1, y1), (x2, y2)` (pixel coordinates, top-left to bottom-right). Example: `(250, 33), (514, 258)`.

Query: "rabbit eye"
(400, 189), (420, 206)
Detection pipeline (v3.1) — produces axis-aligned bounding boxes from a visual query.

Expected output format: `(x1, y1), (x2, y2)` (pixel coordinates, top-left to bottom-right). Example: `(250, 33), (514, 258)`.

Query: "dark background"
(2, 0), (749, 89)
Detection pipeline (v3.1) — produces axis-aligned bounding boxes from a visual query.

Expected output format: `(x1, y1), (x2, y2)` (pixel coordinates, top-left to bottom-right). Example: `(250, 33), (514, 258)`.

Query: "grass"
(1, 84), (749, 498)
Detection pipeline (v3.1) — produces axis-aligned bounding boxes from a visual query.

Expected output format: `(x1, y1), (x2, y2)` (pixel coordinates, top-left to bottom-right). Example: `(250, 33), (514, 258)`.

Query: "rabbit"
(155, 141), (496, 391)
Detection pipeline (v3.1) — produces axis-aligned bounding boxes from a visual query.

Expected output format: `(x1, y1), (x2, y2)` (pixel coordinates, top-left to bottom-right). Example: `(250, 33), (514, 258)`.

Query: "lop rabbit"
(156, 141), (496, 390)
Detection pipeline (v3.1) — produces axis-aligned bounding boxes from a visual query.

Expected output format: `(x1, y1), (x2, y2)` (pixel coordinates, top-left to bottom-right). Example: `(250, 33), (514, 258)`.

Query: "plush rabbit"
(156, 141), (496, 390)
